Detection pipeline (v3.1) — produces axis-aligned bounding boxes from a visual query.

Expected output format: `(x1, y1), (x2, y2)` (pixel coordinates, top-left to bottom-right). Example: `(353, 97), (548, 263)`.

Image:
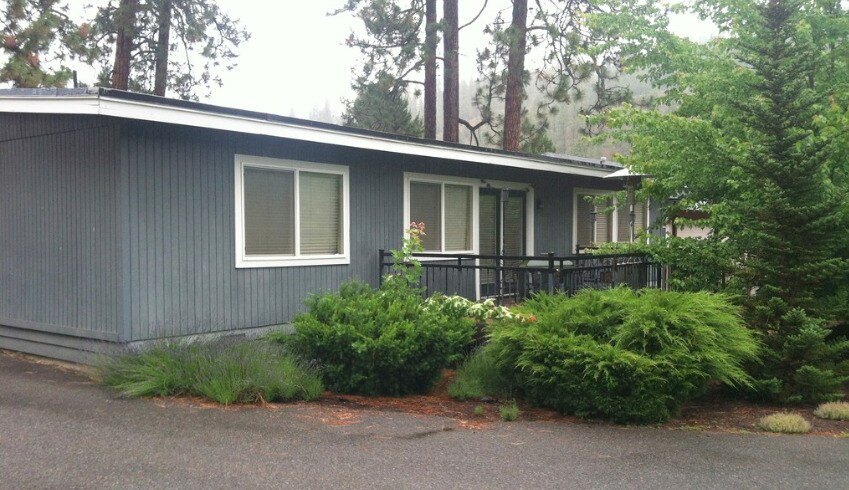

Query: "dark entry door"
(479, 189), (526, 298)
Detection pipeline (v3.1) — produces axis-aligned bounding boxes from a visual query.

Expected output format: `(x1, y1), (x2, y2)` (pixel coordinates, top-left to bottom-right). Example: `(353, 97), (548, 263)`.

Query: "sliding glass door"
(479, 189), (526, 298)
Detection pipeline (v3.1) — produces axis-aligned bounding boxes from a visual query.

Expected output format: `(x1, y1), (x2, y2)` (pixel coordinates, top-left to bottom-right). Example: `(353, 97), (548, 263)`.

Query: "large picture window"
(235, 156), (349, 268)
(406, 177), (474, 253)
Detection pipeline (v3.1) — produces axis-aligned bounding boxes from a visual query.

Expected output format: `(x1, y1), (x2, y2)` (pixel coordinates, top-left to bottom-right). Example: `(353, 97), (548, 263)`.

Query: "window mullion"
(240, 163), (246, 259)
(294, 169), (301, 257)
(441, 183), (446, 253)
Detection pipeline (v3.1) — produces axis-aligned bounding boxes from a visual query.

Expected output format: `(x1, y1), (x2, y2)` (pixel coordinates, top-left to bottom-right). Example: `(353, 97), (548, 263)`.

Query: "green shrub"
(757, 413), (812, 434)
(596, 236), (737, 293)
(489, 288), (759, 424)
(98, 340), (323, 404)
(499, 400), (520, 421)
(448, 346), (516, 401)
(473, 405), (485, 417)
(280, 281), (475, 396)
(813, 402), (849, 421)
(517, 292), (574, 316)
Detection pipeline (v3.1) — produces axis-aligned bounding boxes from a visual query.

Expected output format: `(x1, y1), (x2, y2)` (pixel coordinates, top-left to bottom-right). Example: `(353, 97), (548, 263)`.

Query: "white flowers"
(423, 295), (523, 322)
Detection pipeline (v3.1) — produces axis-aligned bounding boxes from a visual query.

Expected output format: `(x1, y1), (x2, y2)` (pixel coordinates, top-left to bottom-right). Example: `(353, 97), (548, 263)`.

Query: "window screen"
(444, 184), (472, 251)
(243, 167), (295, 255)
(410, 182), (442, 251)
(595, 200), (612, 243)
(503, 196), (524, 255)
(576, 194), (595, 247)
(577, 194), (612, 246)
(300, 172), (343, 254)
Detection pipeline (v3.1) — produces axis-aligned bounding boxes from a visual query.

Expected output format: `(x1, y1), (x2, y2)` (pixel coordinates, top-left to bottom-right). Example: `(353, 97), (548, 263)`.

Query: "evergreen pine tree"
(342, 75), (423, 137)
(725, 0), (849, 402)
(731, 0), (848, 325)
(1, 0), (97, 87)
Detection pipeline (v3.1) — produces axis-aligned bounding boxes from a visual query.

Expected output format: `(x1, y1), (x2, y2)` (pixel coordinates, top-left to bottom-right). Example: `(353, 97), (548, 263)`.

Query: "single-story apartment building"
(0, 88), (654, 362)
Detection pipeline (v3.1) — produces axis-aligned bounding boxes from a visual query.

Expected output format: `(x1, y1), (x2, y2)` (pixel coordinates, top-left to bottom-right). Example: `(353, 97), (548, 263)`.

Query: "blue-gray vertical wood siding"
(122, 122), (405, 340)
(121, 121), (620, 340)
(1, 113), (620, 345)
(0, 114), (121, 341)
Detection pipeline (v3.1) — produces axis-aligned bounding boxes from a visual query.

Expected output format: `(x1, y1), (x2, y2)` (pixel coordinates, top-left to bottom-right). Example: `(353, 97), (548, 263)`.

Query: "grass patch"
(473, 405), (485, 417)
(448, 347), (515, 401)
(813, 402), (849, 421)
(757, 413), (812, 434)
(499, 400), (520, 421)
(97, 340), (323, 405)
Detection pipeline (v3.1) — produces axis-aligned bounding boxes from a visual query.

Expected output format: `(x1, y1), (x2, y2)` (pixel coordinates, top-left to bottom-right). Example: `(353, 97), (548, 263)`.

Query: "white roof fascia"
(0, 95), (613, 178)
(0, 95), (101, 115)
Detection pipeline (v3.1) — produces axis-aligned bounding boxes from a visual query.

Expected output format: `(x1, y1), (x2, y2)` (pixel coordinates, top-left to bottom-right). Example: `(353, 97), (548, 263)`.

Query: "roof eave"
(0, 91), (616, 178)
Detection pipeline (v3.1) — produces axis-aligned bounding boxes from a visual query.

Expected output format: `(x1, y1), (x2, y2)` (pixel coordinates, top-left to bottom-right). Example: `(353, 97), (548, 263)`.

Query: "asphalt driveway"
(1, 351), (847, 489)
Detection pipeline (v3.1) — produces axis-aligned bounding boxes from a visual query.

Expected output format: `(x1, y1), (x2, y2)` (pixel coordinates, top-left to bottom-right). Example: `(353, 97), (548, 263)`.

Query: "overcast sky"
(2, 1), (717, 119)
(210, 1), (717, 119)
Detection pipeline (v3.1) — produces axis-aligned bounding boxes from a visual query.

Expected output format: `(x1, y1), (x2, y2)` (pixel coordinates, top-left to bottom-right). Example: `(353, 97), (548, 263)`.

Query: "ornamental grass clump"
(488, 288), (760, 424)
(280, 281), (475, 396)
(97, 340), (323, 404)
(757, 413), (812, 434)
(499, 400), (520, 421)
(813, 402), (849, 421)
(448, 346), (516, 401)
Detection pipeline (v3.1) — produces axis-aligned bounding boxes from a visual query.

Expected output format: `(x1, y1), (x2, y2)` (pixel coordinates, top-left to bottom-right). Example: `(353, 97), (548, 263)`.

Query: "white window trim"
(572, 188), (649, 248)
(403, 172), (535, 261)
(234, 155), (350, 268)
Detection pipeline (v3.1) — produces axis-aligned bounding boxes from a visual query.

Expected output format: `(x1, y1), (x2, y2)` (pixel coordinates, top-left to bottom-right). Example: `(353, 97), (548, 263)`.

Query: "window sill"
(236, 256), (350, 268)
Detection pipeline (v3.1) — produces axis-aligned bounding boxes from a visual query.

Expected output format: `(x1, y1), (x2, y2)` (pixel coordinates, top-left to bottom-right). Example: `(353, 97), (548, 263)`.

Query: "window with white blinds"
(410, 182), (442, 251)
(235, 156), (349, 268)
(575, 192), (612, 248)
(408, 179), (474, 253)
(244, 167), (295, 255)
(444, 184), (472, 251)
(300, 172), (343, 255)
(576, 191), (647, 248)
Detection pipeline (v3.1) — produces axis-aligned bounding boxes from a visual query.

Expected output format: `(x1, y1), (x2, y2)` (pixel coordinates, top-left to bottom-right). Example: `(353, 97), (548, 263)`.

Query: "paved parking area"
(1, 352), (847, 489)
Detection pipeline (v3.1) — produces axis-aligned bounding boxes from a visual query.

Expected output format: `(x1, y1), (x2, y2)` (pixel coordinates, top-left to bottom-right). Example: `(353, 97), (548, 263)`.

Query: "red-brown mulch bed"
(288, 371), (849, 436)
(669, 392), (849, 436)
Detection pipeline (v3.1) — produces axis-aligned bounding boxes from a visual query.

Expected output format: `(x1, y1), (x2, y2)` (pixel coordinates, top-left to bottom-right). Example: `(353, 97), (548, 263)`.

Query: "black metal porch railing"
(378, 250), (663, 303)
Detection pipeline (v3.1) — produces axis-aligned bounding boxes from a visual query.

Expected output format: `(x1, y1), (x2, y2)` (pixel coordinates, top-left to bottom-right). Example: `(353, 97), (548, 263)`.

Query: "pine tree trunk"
(153, 0), (172, 96)
(503, 0), (528, 152)
(424, 0), (437, 139)
(112, 0), (138, 91)
(442, 0), (459, 142)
